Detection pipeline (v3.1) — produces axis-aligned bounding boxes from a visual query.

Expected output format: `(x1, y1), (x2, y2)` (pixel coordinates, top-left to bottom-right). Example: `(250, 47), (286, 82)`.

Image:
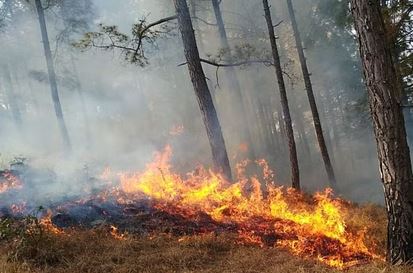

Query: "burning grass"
(0, 208), (410, 273)
(0, 145), (407, 272)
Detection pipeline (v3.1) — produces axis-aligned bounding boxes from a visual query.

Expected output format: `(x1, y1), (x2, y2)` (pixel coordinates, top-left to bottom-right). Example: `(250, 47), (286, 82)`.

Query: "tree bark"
(263, 0), (300, 190)
(286, 0), (337, 190)
(210, 0), (256, 159)
(35, 0), (71, 150)
(173, 0), (232, 180)
(351, 0), (413, 264)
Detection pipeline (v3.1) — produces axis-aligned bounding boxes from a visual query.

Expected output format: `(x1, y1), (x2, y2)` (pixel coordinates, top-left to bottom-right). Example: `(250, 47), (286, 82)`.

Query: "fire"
(0, 145), (382, 268)
(0, 171), (22, 193)
(40, 211), (65, 235)
(118, 145), (382, 268)
(110, 225), (125, 240)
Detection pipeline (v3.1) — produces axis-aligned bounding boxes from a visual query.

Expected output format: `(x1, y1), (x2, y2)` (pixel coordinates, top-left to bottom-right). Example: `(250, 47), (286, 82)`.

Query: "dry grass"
(0, 204), (411, 273)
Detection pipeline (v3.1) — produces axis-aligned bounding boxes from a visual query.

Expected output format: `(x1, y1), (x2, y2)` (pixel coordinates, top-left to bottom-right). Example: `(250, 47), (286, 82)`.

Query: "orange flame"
(117, 146), (382, 268)
(110, 225), (125, 240)
(0, 172), (22, 193)
(40, 211), (65, 235)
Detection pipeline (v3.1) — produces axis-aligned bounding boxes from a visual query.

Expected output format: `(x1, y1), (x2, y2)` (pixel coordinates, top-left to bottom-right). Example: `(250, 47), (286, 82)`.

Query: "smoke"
(0, 0), (384, 208)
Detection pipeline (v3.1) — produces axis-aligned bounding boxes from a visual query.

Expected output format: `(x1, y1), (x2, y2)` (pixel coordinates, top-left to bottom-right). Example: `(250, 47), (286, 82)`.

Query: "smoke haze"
(0, 0), (384, 208)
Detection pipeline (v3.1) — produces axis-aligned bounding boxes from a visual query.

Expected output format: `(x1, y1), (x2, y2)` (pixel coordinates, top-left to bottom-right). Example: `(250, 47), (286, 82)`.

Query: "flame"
(118, 145), (382, 268)
(0, 171), (22, 193)
(110, 225), (125, 240)
(40, 211), (65, 235)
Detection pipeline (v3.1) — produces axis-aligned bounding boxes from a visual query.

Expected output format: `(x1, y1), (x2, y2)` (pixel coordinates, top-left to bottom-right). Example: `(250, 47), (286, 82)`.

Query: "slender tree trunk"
(2, 65), (22, 127)
(352, 0), (413, 264)
(70, 57), (92, 147)
(263, 0), (300, 190)
(270, 111), (282, 155)
(295, 111), (311, 161)
(173, 0), (232, 180)
(262, 103), (276, 152)
(286, 0), (337, 190)
(278, 110), (287, 150)
(210, 0), (256, 159)
(255, 94), (271, 156)
(27, 77), (39, 113)
(35, 0), (71, 150)
(290, 84), (312, 161)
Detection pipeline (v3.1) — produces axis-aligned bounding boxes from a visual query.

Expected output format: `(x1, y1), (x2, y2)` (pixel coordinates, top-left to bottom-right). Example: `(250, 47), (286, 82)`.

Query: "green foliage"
(74, 18), (175, 67)
(1, 207), (43, 242)
(316, 0), (413, 95)
(380, 1), (413, 95)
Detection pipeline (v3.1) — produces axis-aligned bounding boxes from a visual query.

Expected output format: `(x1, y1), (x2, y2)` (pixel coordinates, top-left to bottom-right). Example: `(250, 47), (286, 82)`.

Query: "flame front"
(1, 146), (381, 268)
(117, 146), (381, 268)
(0, 171), (22, 194)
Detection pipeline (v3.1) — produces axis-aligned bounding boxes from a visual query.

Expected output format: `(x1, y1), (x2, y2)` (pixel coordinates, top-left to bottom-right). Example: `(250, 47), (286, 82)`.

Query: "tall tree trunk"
(286, 0), (337, 190)
(351, 0), (413, 264)
(35, 0), (71, 150)
(210, 0), (256, 159)
(289, 84), (312, 161)
(262, 102), (276, 152)
(263, 0), (300, 190)
(318, 94), (336, 166)
(255, 94), (271, 156)
(295, 110), (312, 161)
(173, 0), (232, 180)
(269, 96), (282, 155)
(2, 65), (22, 127)
(70, 57), (92, 147)
(277, 110), (287, 151)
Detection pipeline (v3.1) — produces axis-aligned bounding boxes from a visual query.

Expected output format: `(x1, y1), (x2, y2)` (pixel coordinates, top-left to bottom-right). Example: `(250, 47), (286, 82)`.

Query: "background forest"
(0, 0), (413, 271)
(2, 0), (410, 203)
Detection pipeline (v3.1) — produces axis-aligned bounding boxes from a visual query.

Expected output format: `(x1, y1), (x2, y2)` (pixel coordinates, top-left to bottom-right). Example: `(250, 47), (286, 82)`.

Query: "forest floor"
(0, 205), (412, 273)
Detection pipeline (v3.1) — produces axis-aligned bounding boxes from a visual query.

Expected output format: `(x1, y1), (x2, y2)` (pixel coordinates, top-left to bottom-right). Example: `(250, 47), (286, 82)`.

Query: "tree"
(34, 0), (71, 150)
(2, 64), (22, 127)
(173, 0), (232, 180)
(351, 0), (413, 264)
(57, 0), (95, 147)
(210, 0), (256, 159)
(263, 0), (300, 190)
(286, 0), (337, 190)
(76, 0), (233, 180)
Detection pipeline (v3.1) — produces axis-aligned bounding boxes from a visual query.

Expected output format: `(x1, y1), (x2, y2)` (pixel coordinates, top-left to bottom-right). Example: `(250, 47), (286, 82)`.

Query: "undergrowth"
(0, 204), (411, 273)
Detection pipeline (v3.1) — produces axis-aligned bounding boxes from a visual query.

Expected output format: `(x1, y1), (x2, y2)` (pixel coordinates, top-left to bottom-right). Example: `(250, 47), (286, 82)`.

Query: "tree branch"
(132, 15), (177, 60)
